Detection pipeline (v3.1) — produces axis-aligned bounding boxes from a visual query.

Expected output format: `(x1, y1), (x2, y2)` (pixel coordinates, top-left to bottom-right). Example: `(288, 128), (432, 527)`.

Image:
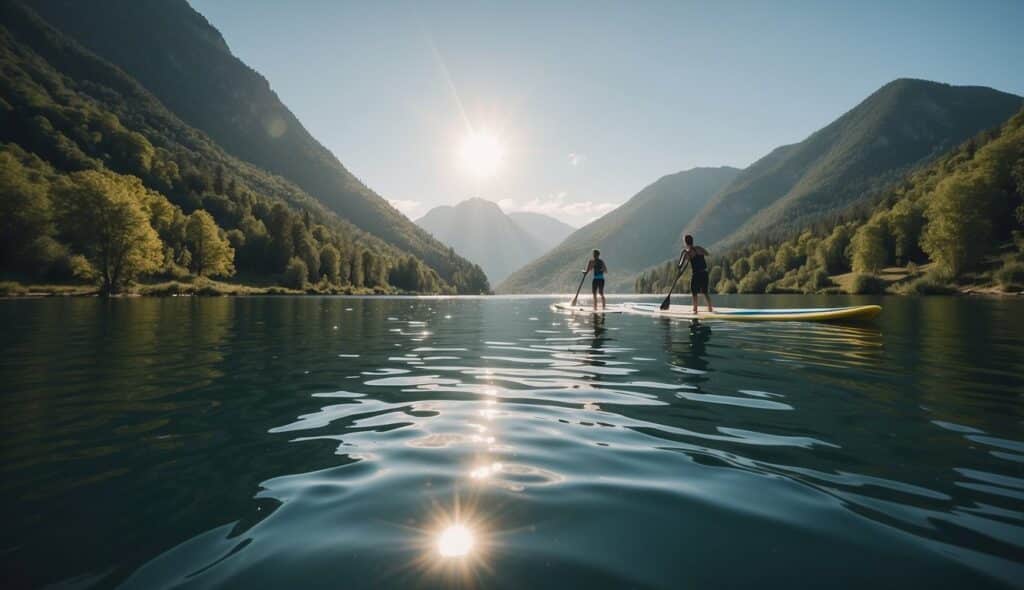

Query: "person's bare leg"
(600, 287), (606, 309)
(705, 292), (714, 312)
(592, 286), (598, 310)
(692, 289), (698, 314)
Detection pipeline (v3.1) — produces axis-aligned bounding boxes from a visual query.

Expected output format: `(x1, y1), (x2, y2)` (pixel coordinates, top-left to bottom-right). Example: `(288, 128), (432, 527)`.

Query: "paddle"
(660, 258), (689, 310)
(570, 267), (589, 306)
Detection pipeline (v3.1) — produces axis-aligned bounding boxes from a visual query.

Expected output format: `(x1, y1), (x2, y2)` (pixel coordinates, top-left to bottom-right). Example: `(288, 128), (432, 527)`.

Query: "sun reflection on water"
(438, 524), (475, 557)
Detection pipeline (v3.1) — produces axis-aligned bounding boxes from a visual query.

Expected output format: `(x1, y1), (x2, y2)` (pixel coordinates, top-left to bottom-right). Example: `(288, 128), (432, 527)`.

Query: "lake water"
(1, 295), (1022, 589)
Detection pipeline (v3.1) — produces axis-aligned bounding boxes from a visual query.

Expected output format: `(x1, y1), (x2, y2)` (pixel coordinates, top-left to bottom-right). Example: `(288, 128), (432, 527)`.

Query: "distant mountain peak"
(457, 197), (505, 213)
(416, 199), (545, 284)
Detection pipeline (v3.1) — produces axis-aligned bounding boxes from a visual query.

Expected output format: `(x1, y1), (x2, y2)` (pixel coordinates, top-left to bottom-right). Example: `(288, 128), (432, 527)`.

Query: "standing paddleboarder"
(584, 249), (607, 310)
(678, 235), (713, 314)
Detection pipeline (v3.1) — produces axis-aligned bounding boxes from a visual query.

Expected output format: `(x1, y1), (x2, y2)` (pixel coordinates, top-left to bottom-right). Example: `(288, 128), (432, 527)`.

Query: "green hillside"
(498, 166), (740, 293)
(685, 79), (1023, 249)
(416, 198), (547, 284)
(29, 0), (488, 292)
(636, 107), (1024, 295)
(0, 1), (485, 294)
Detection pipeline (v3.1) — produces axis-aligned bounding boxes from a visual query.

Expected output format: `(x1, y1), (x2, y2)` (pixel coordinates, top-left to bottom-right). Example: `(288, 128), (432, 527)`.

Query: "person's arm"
(677, 249), (689, 269)
(584, 260), (594, 273)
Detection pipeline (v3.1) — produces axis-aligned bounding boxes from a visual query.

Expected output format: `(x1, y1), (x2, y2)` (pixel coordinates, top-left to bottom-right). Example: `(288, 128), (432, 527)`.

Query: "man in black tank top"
(678, 234), (714, 314)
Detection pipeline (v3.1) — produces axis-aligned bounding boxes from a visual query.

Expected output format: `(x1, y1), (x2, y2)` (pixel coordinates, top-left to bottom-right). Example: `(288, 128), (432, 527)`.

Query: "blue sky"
(189, 0), (1024, 226)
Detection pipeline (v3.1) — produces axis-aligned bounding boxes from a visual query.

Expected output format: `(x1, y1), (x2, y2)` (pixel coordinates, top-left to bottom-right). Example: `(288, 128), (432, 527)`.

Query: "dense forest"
(0, 2), (489, 295)
(636, 108), (1024, 295)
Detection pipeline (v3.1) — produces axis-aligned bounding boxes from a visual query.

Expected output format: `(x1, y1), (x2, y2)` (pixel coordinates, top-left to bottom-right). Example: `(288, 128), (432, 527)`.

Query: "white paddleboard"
(622, 302), (881, 321)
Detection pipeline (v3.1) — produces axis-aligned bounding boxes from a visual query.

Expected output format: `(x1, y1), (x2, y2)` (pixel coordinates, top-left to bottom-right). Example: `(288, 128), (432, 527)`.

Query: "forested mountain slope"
(685, 79), (1023, 249)
(0, 1), (484, 293)
(29, 0), (488, 292)
(636, 107), (1024, 295)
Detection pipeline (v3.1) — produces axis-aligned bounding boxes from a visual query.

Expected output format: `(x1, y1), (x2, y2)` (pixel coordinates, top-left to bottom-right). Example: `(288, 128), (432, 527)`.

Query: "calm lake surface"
(1, 295), (1022, 589)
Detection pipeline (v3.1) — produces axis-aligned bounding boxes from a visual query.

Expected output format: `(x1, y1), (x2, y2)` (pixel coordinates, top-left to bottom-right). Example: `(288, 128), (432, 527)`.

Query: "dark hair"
(684, 235), (694, 246)
(593, 249), (600, 257)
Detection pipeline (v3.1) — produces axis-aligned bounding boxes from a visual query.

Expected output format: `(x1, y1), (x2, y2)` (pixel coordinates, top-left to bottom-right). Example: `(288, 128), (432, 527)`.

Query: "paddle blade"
(659, 294), (671, 310)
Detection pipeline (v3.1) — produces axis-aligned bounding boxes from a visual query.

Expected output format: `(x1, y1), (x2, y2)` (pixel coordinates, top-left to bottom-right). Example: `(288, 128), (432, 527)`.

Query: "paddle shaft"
(570, 268), (589, 306)
(660, 258), (689, 310)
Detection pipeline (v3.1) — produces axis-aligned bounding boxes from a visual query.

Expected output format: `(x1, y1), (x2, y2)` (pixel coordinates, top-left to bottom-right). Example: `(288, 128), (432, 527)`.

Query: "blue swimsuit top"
(593, 259), (606, 280)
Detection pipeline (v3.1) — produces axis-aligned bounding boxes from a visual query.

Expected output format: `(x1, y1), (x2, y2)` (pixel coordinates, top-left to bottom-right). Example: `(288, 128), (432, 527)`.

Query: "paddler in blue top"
(584, 249), (607, 310)
(678, 235), (714, 314)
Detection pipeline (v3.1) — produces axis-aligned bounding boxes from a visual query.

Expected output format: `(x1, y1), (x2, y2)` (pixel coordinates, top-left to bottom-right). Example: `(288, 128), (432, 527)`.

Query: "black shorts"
(690, 270), (709, 294)
(592, 278), (605, 290)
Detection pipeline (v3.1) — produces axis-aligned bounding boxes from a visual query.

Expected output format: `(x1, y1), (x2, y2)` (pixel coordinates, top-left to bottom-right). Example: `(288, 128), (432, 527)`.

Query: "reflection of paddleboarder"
(584, 250), (607, 310)
(688, 320), (712, 360)
(591, 314), (608, 350)
(660, 317), (712, 376)
(583, 314), (610, 377)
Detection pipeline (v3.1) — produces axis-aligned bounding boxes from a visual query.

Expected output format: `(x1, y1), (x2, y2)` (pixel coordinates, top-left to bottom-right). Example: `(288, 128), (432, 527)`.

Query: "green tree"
(1013, 157), (1024, 227)
(888, 199), (924, 265)
(283, 256), (308, 289)
(773, 243), (801, 273)
(708, 266), (723, 288)
(737, 269), (770, 293)
(349, 248), (365, 287)
(266, 204), (295, 271)
(807, 269), (832, 292)
(0, 149), (53, 273)
(816, 224), (854, 274)
(851, 218), (889, 273)
(921, 170), (996, 276)
(294, 228), (320, 280)
(185, 210), (235, 277)
(53, 170), (163, 294)
(362, 250), (383, 287)
(320, 243), (341, 284)
(748, 250), (771, 270)
(730, 258), (751, 279)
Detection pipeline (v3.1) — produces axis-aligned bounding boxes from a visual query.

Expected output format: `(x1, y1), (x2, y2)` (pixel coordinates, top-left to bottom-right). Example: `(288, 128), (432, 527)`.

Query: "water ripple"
(2, 296), (1023, 589)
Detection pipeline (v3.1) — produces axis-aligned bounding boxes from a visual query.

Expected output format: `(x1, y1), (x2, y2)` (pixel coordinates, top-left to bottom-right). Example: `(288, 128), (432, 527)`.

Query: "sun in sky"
(457, 130), (505, 179)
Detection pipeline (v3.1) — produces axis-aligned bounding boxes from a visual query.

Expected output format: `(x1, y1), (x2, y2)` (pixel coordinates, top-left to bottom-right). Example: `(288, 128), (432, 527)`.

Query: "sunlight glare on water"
(438, 524), (475, 557)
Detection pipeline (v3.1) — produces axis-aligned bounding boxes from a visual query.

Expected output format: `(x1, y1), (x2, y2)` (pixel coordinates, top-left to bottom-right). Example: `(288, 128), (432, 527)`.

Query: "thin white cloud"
(499, 192), (619, 226)
(389, 199), (426, 219)
(568, 152), (586, 167)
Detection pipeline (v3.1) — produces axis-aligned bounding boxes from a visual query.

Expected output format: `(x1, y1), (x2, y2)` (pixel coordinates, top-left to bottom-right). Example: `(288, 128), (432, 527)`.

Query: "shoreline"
(1, 283), (1020, 299)
(0, 279), (435, 299)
